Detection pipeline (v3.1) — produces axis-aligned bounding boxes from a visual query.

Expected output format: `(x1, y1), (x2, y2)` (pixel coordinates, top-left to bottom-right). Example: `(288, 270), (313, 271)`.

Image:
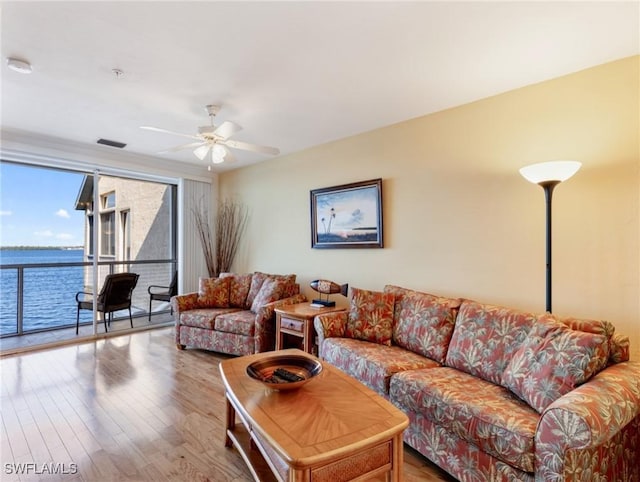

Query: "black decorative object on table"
(309, 279), (348, 307)
(272, 368), (305, 383)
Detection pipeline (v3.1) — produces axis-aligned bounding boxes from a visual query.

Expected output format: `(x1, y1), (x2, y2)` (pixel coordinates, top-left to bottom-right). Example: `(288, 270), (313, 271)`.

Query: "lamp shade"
(193, 144), (210, 161)
(211, 144), (226, 164)
(519, 160), (581, 184)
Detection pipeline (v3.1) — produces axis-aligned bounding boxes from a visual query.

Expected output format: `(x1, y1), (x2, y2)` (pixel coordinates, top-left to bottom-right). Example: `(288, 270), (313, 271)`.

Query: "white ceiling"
(1, 1), (638, 173)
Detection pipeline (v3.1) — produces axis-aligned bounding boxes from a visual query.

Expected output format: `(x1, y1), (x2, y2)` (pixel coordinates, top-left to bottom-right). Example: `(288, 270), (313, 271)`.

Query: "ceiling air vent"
(97, 138), (126, 149)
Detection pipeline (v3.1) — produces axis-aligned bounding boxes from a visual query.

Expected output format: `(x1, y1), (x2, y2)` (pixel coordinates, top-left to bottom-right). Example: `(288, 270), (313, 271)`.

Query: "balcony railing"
(0, 259), (177, 337)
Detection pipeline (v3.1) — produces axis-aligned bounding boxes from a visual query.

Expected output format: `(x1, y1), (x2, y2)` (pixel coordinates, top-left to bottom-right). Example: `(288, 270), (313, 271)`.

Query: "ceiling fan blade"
(213, 120), (242, 140)
(140, 126), (201, 141)
(221, 145), (236, 164)
(223, 139), (280, 156)
(158, 142), (206, 154)
(193, 144), (211, 161)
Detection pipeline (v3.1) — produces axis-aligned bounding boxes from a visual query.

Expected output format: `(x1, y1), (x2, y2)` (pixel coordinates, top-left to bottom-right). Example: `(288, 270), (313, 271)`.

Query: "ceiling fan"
(141, 105), (280, 166)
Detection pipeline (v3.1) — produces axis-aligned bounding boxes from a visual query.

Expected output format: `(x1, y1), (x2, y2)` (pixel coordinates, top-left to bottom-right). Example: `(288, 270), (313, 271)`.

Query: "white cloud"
(35, 230), (54, 237)
(0, 210), (12, 216)
(56, 233), (74, 240)
(55, 209), (70, 218)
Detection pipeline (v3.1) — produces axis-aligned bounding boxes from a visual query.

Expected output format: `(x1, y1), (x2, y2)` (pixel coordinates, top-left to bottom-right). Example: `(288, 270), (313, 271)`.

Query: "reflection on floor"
(0, 327), (457, 481)
(0, 313), (174, 356)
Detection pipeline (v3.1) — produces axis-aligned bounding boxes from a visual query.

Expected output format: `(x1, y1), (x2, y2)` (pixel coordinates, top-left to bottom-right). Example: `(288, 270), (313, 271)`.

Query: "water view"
(1, 163), (177, 338)
(0, 248), (93, 335)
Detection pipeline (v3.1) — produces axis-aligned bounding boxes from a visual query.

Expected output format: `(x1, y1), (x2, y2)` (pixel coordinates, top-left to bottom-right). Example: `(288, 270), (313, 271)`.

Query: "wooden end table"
(275, 302), (346, 353)
(219, 349), (409, 482)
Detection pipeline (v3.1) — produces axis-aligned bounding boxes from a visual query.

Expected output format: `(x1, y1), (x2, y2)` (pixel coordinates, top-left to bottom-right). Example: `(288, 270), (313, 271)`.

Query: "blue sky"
(0, 162), (86, 247)
(316, 186), (379, 232)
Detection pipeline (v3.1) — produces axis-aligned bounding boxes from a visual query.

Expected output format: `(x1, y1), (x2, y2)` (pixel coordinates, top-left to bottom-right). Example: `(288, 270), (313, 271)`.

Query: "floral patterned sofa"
(172, 272), (306, 356)
(314, 284), (640, 482)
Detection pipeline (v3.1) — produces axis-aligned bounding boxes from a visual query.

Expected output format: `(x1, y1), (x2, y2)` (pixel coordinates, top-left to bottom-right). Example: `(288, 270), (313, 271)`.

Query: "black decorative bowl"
(246, 354), (323, 391)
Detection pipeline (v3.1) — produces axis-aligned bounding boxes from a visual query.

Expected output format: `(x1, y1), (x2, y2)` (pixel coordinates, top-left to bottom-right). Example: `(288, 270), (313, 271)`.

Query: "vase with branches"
(193, 198), (248, 277)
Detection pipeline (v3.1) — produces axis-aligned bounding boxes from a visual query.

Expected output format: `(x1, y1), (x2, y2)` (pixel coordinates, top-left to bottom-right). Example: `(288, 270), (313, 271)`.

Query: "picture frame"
(310, 178), (383, 249)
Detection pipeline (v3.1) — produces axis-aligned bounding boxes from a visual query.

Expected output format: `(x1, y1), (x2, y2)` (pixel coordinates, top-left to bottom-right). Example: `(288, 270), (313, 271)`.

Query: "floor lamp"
(519, 160), (581, 313)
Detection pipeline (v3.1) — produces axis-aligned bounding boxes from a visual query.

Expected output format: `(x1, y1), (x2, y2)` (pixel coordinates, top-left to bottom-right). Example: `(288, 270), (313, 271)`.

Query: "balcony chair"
(76, 272), (140, 334)
(147, 270), (178, 321)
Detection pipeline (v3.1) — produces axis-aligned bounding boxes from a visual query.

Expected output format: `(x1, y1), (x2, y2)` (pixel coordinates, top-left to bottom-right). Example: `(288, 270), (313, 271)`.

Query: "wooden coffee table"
(219, 348), (409, 482)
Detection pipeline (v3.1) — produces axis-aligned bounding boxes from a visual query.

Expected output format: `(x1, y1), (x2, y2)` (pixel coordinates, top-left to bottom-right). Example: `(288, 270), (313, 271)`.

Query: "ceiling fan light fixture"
(141, 104), (279, 165)
(211, 145), (226, 164)
(212, 144), (226, 158)
(193, 144), (210, 161)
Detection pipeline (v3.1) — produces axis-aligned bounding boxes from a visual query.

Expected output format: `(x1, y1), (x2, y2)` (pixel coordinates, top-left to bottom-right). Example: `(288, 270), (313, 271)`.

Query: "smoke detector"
(6, 57), (32, 74)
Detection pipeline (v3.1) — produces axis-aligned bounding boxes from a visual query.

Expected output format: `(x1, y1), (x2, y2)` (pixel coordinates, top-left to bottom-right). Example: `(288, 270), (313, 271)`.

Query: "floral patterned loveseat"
(314, 284), (640, 482)
(172, 272), (306, 356)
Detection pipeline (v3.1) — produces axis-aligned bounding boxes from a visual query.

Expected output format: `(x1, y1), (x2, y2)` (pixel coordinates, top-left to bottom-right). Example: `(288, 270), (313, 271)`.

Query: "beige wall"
(220, 56), (640, 360)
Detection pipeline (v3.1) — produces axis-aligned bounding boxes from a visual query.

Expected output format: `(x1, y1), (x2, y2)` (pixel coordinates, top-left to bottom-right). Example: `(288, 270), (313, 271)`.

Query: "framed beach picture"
(310, 178), (383, 249)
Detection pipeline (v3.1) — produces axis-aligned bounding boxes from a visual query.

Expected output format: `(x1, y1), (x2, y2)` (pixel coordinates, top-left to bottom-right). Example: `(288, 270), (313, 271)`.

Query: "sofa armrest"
(171, 293), (200, 321)
(171, 292), (200, 346)
(535, 361), (640, 481)
(269, 293), (308, 311)
(253, 293), (308, 352)
(313, 311), (348, 349)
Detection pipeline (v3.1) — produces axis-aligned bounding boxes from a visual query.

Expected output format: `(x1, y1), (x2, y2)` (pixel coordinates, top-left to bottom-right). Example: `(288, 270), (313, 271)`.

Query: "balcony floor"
(0, 312), (174, 356)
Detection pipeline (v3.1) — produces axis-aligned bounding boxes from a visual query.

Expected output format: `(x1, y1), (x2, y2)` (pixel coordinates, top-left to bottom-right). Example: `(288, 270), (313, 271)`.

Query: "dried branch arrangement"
(192, 199), (216, 277)
(193, 198), (248, 277)
(215, 199), (248, 275)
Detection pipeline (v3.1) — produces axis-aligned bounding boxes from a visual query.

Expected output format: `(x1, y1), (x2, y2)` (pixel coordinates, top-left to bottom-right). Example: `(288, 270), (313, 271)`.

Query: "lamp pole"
(519, 160), (581, 314)
(540, 181), (559, 313)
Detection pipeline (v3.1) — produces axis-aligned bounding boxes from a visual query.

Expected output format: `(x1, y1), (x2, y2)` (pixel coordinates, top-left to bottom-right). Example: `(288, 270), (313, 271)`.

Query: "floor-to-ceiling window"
(0, 161), (178, 345)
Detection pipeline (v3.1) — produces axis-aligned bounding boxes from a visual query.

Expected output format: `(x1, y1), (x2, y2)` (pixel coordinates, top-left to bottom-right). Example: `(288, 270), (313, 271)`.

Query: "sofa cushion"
(556, 315), (627, 364)
(214, 310), (257, 336)
(558, 316), (614, 338)
(445, 300), (546, 385)
(180, 308), (240, 330)
(246, 272), (268, 309)
(264, 272), (298, 298)
(321, 337), (438, 395)
(197, 277), (230, 308)
(345, 288), (395, 346)
(250, 277), (285, 313)
(609, 333), (630, 364)
(220, 272), (253, 308)
(245, 272), (297, 309)
(385, 285), (461, 363)
(178, 325), (255, 357)
(502, 318), (610, 413)
(389, 367), (539, 473)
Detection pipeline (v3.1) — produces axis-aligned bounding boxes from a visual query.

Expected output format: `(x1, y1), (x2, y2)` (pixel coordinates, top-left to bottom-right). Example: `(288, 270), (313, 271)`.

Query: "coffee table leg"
(391, 433), (404, 482)
(225, 394), (235, 448)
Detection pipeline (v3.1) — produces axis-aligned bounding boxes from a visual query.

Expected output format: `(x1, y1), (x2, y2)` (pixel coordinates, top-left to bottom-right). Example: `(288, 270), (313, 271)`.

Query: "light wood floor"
(0, 327), (456, 481)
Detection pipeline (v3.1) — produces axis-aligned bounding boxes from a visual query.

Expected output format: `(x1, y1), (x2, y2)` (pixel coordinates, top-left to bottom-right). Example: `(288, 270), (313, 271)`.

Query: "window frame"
(99, 192), (116, 257)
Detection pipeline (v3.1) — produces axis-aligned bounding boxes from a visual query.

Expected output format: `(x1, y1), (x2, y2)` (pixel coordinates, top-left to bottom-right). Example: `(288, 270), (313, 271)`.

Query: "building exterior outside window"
(87, 214), (94, 256)
(75, 175), (175, 313)
(100, 192), (116, 256)
(121, 210), (131, 263)
(99, 212), (115, 256)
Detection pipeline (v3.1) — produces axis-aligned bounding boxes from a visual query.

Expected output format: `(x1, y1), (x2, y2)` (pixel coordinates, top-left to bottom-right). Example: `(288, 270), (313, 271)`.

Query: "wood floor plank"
(2, 399), (30, 460)
(1, 327), (456, 481)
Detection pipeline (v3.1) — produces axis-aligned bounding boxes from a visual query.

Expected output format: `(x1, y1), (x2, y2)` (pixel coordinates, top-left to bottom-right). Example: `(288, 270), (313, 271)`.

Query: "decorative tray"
(246, 354), (323, 391)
